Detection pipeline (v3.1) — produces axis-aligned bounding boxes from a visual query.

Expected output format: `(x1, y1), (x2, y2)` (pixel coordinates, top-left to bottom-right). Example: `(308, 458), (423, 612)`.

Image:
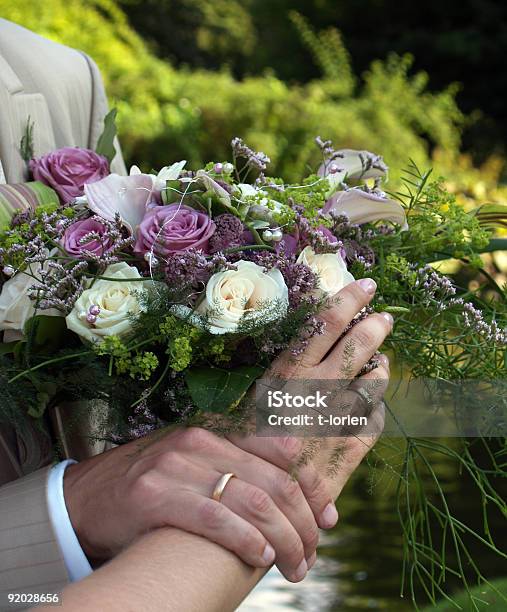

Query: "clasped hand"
(64, 278), (391, 583)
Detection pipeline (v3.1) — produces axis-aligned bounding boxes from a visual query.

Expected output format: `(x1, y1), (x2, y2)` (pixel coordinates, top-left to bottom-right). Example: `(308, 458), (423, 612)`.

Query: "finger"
(170, 429), (319, 568)
(161, 489), (276, 569)
(221, 478), (309, 582)
(321, 363), (388, 499)
(274, 279), (377, 372)
(320, 312), (393, 379)
(227, 434), (338, 530)
(213, 445), (319, 566)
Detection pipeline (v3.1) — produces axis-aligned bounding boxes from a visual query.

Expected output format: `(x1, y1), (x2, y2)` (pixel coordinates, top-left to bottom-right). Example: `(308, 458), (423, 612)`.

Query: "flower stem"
(8, 350), (93, 383)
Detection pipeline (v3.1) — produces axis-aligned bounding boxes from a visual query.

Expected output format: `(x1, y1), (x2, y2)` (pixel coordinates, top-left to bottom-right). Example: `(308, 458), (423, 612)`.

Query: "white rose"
(297, 246), (355, 296)
(196, 260), (289, 334)
(66, 262), (148, 343)
(0, 258), (62, 341)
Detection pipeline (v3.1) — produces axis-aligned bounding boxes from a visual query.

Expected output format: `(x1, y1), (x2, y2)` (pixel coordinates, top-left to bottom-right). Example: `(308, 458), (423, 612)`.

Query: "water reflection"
(241, 438), (506, 611)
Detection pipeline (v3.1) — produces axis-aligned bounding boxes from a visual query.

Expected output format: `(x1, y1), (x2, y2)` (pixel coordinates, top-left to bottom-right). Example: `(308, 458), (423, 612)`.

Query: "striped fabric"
(0, 182), (58, 228)
(0, 468), (69, 610)
(0, 17), (126, 605)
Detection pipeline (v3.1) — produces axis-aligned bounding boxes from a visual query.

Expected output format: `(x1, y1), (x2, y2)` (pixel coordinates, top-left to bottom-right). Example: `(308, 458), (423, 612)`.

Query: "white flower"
(84, 173), (153, 235)
(0, 257), (62, 340)
(195, 260), (289, 334)
(297, 246), (355, 296)
(66, 262), (148, 343)
(236, 183), (260, 199)
(319, 149), (388, 196)
(130, 161), (187, 192)
(235, 183), (283, 221)
(323, 188), (407, 229)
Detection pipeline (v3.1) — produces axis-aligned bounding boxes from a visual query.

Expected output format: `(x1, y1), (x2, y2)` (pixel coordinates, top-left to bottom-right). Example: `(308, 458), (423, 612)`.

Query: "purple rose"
(30, 147), (109, 203)
(62, 218), (113, 257)
(134, 204), (216, 256)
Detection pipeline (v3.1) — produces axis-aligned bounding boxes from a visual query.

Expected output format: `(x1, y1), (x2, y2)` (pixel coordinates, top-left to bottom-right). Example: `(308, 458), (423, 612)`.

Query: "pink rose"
(134, 204), (216, 257)
(62, 218), (113, 258)
(30, 147), (109, 203)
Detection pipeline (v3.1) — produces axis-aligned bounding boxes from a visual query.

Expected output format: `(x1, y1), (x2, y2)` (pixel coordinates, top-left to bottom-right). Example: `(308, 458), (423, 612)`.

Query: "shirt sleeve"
(46, 460), (93, 582)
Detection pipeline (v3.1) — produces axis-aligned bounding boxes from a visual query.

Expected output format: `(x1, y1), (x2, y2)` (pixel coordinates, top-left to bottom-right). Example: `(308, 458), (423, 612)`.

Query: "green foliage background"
(2, 0), (505, 205)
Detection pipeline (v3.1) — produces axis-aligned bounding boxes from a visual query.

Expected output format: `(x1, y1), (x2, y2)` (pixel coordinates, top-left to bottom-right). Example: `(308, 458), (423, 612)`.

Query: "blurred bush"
(1, 0), (505, 200)
(118, 0), (507, 169)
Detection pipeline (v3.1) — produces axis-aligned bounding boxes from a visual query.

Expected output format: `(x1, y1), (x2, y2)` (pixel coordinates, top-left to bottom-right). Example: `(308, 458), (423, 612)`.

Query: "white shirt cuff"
(46, 459), (93, 582)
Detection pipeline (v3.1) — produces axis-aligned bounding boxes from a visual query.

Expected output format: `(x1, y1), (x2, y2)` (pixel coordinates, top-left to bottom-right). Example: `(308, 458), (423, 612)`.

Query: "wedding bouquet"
(0, 114), (505, 606)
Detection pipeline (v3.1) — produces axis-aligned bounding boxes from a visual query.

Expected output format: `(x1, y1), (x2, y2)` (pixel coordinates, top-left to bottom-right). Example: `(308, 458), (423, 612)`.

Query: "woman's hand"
(229, 277), (391, 502)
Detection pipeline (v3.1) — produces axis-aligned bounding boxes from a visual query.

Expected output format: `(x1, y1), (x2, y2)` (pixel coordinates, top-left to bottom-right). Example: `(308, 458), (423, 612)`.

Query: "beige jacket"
(0, 18), (126, 608)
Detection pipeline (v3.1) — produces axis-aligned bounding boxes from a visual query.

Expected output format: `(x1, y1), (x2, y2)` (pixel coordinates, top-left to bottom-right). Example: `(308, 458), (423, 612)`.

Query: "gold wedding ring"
(212, 472), (236, 502)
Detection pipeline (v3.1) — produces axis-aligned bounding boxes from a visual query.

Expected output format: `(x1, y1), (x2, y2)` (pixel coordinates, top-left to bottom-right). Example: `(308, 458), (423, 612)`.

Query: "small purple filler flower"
(62, 218), (113, 258)
(134, 204), (216, 257)
(30, 147), (109, 203)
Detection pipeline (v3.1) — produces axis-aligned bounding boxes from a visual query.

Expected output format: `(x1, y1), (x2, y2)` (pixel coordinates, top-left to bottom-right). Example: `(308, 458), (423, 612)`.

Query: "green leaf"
(29, 181), (60, 207)
(28, 382), (58, 419)
(474, 203), (507, 228)
(478, 238), (507, 254)
(23, 315), (67, 353)
(0, 341), (18, 355)
(185, 364), (264, 413)
(248, 220), (271, 230)
(161, 180), (182, 204)
(20, 116), (34, 162)
(95, 108), (118, 164)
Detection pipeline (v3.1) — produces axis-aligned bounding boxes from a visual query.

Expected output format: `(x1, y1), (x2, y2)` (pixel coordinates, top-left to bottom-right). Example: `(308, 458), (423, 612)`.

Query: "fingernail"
(378, 354), (390, 369)
(381, 312), (394, 327)
(307, 552), (317, 570)
(320, 502), (339, 528)
(293, 559), (308, 581)
(262, 543), (275, 565)
(358, 278), (377, 295)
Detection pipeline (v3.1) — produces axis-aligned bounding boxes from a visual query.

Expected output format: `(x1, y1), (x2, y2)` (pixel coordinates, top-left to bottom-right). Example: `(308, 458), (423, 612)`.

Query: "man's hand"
(64, 425), (329, 583)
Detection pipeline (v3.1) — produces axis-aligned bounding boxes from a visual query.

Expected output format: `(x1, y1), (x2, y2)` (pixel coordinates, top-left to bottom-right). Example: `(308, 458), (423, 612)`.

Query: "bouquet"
(0, 114), (505, 608)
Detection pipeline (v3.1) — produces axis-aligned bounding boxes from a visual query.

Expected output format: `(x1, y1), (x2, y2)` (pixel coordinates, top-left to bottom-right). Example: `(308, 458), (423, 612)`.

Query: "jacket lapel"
(0, 54), (56, 183)
(0, 52), (112, 463)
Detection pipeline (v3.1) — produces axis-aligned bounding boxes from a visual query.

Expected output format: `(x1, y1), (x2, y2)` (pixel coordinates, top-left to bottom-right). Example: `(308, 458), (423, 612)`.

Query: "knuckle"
(301, 523), (320, 550)
(180, 427), (215, 453)
(285, 535), (305, 564)
(352, 323), (379, 351)
(305, 469), (329, 508)
(248, 487), (274, 516)
(276, 436), (303, 464)
(131, 469), (161, 500)
(198, 499), (227, 529)
(154, 450), (184, 474)
(321, 307), (347, 331)
(276, 471), (302, 504)
(240, 528), (263, 556)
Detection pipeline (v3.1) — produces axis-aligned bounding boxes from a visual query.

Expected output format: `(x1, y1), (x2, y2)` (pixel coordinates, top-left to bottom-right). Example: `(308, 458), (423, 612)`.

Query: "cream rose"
(196, 260), (288, 334)
(297, 246), (354, 296)
(66, 262), (148, 343)
(0, 257), (62, 340)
